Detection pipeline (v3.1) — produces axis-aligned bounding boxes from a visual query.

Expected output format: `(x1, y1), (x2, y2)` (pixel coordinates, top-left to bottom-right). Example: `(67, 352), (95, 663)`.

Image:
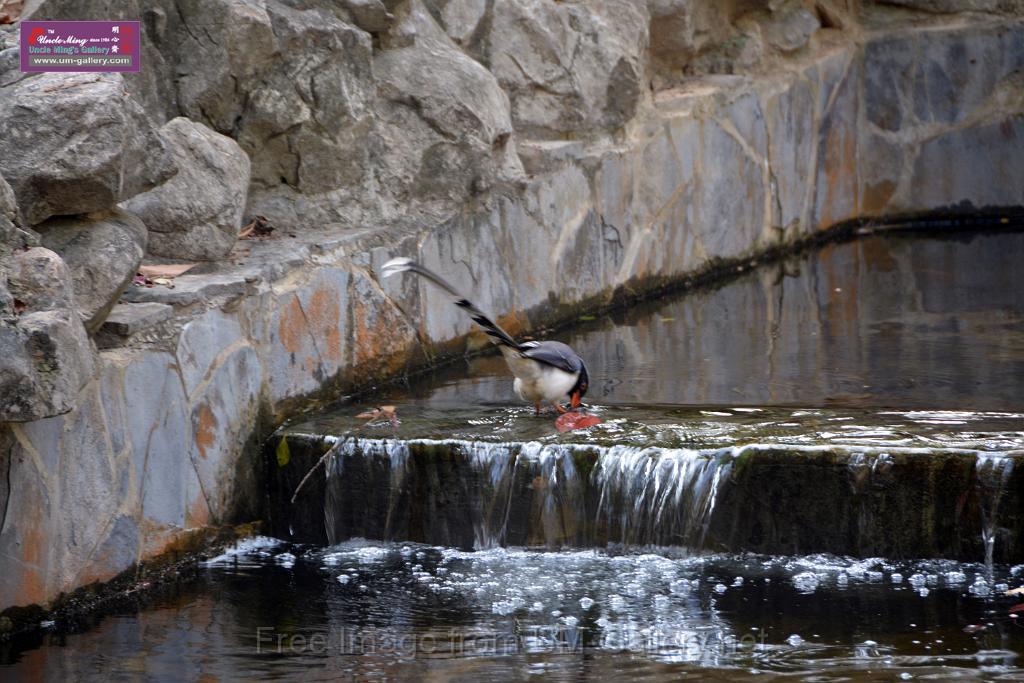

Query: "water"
(7, 540), (1024, 680)
(4, 228), (1024, 679)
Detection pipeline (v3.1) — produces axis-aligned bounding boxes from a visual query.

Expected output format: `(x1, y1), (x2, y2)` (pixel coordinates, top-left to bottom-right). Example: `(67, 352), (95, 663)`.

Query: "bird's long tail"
(381, 258), (523, 351)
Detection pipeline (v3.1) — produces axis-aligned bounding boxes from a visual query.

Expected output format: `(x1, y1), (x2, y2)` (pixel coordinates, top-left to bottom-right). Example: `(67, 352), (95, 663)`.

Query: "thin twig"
(290, 439), (344, 505)
(288, 407), (400, 504)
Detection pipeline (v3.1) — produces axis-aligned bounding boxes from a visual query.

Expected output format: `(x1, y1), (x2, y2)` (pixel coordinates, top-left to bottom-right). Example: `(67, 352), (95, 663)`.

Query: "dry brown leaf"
(0, 0), (25, 24)
(138, 263), (196, 279)
(1005, 586), (1024, 596)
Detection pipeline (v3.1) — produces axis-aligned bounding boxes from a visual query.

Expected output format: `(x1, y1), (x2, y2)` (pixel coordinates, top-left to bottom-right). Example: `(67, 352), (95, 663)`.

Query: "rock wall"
(1, 0), (1023, 610)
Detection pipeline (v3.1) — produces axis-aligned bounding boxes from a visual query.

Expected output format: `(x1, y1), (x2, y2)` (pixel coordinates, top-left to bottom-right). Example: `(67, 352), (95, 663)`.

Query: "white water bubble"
(732, 576), (744, 587)
(336, 575), (350, 584)
(786, 634), (804, 647)
(908, 573), (926, 587)
(714, 583), (728, 594)
(891, 573), (904, 583)
(579, 597), (595, 610)
(792, 572), (820, 593)
(562, 616), (578, 628)
(944, 571), (966, 585)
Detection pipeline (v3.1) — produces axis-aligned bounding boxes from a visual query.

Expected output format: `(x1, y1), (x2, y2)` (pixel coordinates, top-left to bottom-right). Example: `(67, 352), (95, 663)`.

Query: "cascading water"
(976, 453), (1016, 580)
(322, 436), (736, 551)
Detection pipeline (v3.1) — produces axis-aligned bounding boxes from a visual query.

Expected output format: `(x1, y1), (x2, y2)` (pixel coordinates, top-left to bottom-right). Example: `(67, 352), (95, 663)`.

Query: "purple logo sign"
(20, 21), (140, 73)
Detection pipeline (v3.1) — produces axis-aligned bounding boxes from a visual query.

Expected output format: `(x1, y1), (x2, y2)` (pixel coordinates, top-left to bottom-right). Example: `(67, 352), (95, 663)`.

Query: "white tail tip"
(381, 257), (415, 278)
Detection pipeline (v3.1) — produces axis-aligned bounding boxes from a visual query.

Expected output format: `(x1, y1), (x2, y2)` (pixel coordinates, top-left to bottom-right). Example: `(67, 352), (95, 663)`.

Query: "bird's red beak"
(570, 391), (581, 408)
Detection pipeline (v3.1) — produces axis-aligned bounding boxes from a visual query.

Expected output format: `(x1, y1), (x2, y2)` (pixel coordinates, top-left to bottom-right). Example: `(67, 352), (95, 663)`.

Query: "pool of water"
(8, 539), (1024, 680)
(3, 228), (1024, 680)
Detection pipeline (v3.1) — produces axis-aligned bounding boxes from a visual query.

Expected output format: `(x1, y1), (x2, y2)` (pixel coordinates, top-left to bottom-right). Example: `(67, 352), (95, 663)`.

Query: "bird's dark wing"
(522, 340), (583, 374)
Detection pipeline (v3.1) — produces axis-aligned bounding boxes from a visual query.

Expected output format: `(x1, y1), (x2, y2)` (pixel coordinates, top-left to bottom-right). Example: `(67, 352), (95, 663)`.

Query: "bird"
(381, 257), (589, 415)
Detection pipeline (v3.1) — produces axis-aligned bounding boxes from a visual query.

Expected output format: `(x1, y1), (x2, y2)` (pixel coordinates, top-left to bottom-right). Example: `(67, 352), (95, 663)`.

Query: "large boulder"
(36, 209), (147, 333)
(1, 248), (94, 421)
(480, 0), (649, 137)
(172, 0), (376, 228)
(373, 0), (524, 205)
(0, 72), (174, 225)
(124, 118), (251, 261)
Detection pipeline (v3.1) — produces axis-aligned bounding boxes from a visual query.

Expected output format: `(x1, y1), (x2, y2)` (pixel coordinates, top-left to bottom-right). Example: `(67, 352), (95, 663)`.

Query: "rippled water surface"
(8, 539), (1024, 681)
(4, 229), (1024, 680)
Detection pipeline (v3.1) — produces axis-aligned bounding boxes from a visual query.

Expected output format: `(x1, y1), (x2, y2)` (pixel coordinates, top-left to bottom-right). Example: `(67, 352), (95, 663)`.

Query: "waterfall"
(323, 437), (735, 551)
(976, 453), (1015, 578)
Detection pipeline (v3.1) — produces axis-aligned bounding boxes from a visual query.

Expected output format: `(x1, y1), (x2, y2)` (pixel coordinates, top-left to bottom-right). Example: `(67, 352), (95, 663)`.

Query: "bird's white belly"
(510, 363), (579, 403)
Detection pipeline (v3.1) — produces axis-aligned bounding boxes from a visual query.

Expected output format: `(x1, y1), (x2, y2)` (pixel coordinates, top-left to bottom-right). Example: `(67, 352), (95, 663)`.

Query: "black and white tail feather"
(381, 257), (521, 351)
(381, 257), (589, 411)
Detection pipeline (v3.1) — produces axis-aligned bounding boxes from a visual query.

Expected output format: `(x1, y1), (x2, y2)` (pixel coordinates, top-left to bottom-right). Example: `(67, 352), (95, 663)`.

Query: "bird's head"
(569, 362), (589, 408)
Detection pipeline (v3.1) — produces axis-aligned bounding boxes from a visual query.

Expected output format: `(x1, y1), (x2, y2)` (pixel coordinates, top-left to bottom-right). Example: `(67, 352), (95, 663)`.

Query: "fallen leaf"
(1009, 604), (1024, 614)
(151, 277), (173, 286)
(138, 263), (195, 279)
(555, 411), (603, 433)
(0, 0), (25, 24)
(12, 298), (26, 315)
(276, 437), (290, 467)
(240, 215), (274, 239)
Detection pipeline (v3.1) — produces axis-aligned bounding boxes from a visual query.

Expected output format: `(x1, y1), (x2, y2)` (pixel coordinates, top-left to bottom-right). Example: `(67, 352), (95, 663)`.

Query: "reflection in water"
(384, 230), (1024, 410)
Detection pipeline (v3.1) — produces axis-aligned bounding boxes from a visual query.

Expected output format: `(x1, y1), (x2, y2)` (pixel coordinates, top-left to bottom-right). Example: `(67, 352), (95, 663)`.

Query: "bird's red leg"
(553, 402), (569, 414)
(534, 401), (542, 416)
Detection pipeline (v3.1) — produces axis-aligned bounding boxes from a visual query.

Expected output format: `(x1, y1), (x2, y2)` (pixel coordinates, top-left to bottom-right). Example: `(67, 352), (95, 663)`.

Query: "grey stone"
(485, 0), (648, 136)
(761, 2), (820, 53)
(695, 119), (766, 259)
(7, 247), (75, 312)
(343, 0), (394, 32)
(0, 172), (15, 247)
(123, 118), (251, 261)
(120, 273), (250, 306)
(122, 351), (190, 528)
(173, 0), (376, 230)
(0, 308), (94, 421)
(516, 140), (586, 175)
(0, 72), (173, 225)
(373, 0), (523, 204)
(427, 0), (487, 45)
(100, 302), (174, 337)
(37, 209), (148, 333)
(649, 0), (731, 69)
(907, 116), (1024, 211)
